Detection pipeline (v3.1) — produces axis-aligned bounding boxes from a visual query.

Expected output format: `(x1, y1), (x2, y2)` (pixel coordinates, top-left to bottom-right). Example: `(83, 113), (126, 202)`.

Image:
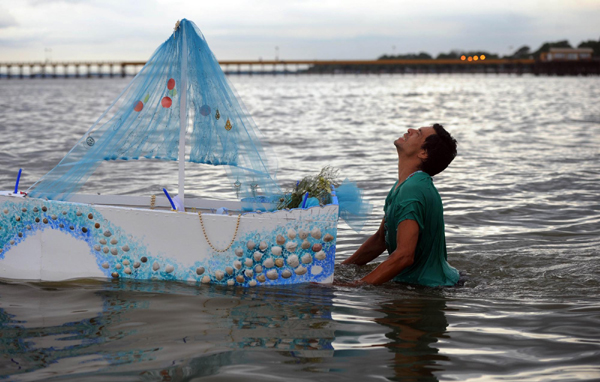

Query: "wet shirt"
(383, 172), (459, 287)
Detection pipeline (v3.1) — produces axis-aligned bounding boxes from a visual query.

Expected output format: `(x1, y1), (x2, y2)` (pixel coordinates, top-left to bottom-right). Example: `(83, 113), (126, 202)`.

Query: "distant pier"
(0, 59), (598, 78)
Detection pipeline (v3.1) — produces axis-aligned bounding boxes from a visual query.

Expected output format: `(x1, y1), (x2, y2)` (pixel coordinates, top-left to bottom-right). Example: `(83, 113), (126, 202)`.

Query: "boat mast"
(178, 22), (188, 208)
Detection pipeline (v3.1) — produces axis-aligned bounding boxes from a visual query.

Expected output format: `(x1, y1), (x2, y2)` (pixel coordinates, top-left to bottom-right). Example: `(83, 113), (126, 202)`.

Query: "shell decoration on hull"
(0, 197), (336, 286)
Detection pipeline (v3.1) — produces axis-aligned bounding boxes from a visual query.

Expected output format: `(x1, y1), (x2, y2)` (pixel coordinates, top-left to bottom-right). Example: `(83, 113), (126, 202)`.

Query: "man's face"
(394, 126), (436, 157)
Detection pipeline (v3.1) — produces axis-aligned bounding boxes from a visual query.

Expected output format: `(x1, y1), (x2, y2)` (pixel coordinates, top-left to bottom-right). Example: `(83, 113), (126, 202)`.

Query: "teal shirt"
(383, 172), (459, 287)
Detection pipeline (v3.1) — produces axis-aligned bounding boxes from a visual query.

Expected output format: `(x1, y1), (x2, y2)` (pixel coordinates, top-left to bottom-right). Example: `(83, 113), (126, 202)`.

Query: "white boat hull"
(0, 193), (338, 285)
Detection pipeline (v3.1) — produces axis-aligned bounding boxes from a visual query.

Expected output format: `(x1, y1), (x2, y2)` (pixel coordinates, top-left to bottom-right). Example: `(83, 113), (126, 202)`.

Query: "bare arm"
(360, 219), (418, 285)
(341, 218), (387, 265)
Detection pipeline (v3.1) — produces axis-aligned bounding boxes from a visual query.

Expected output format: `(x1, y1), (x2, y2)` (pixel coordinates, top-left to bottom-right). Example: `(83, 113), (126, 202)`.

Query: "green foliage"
(378, 52), (433, 60)
(578, 39), (600, 57)
(277, 166), (340, 210)
(532, 40), (572, 58)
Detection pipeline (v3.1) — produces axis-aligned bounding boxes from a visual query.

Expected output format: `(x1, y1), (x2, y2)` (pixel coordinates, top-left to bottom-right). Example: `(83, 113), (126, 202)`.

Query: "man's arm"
(341, 218), (387, 265)
(360, 219), (419, 285)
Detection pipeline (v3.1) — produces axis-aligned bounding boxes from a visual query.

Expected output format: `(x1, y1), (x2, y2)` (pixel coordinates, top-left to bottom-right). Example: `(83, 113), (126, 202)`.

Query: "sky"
(0, 0), (599, 62)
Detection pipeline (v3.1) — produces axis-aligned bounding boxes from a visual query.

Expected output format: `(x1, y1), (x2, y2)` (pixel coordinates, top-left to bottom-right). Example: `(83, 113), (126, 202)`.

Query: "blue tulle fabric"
(336, 179), (372, 232)
(28, 19), (280, 202)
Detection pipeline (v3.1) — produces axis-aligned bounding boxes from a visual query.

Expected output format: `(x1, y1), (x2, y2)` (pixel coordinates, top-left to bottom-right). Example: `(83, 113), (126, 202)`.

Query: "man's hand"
(342, 218), (387, 265)
(360, 219), (419, 285)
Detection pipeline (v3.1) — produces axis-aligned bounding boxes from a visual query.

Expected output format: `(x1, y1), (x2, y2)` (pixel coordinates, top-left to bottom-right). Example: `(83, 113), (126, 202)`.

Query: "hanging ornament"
(86, 136), (95, 147)
(143, 94), (150, 103)
(234, 180), (241, 198)
(199, 105), (211, 116)
(167, 78), (176, 90)
(169, 88), (177, 97)
(250, 183), (259, 197)
(215, 109), (220, 120)
(134, 101), (144, 112)
(225, 119), (232, 131)
(161, 97), (172, 108)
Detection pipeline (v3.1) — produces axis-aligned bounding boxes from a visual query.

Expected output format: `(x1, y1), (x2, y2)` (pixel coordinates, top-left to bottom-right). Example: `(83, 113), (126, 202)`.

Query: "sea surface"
(0, 74), (599, 381)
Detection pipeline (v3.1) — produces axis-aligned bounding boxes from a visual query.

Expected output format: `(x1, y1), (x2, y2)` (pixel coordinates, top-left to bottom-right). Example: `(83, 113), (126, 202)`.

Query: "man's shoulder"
(398, 173), (440, 202)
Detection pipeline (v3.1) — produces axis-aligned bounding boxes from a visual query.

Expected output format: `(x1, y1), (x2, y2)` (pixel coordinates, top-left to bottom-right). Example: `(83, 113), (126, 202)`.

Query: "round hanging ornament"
(167, 78), (175, 90)
(161, 97), (172, 108)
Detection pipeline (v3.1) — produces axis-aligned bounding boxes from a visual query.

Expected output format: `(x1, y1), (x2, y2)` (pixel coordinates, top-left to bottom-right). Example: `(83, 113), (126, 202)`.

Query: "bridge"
(0, 59), (597, 78)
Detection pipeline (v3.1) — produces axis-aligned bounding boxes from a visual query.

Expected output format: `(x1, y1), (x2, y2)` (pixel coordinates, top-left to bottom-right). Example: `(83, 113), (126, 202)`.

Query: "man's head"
(394, 123), (457, 176)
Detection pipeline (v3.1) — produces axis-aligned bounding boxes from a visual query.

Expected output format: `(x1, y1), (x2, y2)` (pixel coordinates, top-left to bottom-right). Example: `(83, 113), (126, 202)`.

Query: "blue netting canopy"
(28, 19), (280, 204)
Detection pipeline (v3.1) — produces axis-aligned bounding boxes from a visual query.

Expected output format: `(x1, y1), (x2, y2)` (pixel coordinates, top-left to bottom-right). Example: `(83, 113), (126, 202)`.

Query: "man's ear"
(417, 148), (428, 161)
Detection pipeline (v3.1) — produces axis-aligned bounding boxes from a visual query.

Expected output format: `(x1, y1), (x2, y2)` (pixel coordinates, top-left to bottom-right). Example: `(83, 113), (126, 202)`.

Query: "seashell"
(115, 264), (122, 270)
(299, 229), (309, 240)
(22, 208), (27, 212)
(245, 269), (254, 278)
(87, 213), (93, 219)
(285, 241), (298, 252)
(141, 256), (148, 263)
(263, 258), (274, 268)
(287, 229), (297, 239)
(233, 260), (242, 270)
(122, 245), (130, 252)
(94, 244), (101, 251)
(301, 254), (312, 264)
(312, 243), (323, 252)
(124, 267), (132, 275)
(26, 225), (31, 230)
(62, 211), (67, 215)
(110, 238), (118, 245)
(68, 225), (73, 230)
(254, 265), (263, 273)
(275, 258), (284, 268)
(235, 248), (244, 257)
(95, 223), (100, 229)
(259, 241), (268, 251)
(247, 240), (256, 250)
(271, 246), (282, 256)
(35, 218), (40, 223)
(295, 266), (307, 275)
(123, 259), (130, 265)
(110, 248), (118, 256)
(59, 224), (64, 228)
(253, 251), (263, 262)
(42, 206), (47, 212)
(99, 238), (107, 245)
(75, 210), (81, 216)
(311, 265), (323, 275)
(244, 258), (253, 267)
(165, 265), (174, 273)
(227, 279), (235, 286)
(202, 275), (211, 284)
(81, 227), (87, 233)
(236, 275), (245, 283)
(267, 270), (279, 280)
(133, 262), (141, 268)
(196, 267), (205, 275)
(9, 240), (15, 245)
(301, 240), (311, 250)
(225, 266), (234, 275)
(324, 233), (334, 242)
(15, 216), (21, 222)
(43, 218), (49, 224)
(257, 274), (266, 283)
(276, 234), (286, 245)
(102, 262), (109, 269)
(315, 250), (326, 260)
(103, 247), (109, 254)
(2, 208), (8, 214)
(215, 270), (225, 280)
(18, 232), (22, 238)
(281, 269), (292, 278)
(103, 231), (112, 237)
(311, 228), (322, 240)
(152, 262), (160, 271)
(248, 280), (257, 287)
(111, 272), (119, 278)
(287, 255), (299, 268)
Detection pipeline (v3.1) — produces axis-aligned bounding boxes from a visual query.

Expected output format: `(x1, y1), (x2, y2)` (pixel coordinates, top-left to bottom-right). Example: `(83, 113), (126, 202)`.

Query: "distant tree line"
(378, 37), (600, 60)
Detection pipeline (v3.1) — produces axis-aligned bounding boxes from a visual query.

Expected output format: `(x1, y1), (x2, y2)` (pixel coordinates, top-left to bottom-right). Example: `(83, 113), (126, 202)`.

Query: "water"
(1, 75), (600, 381)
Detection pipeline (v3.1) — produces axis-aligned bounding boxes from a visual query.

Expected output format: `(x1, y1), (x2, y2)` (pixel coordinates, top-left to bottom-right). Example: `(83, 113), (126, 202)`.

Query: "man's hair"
(420, 123), (457, 176)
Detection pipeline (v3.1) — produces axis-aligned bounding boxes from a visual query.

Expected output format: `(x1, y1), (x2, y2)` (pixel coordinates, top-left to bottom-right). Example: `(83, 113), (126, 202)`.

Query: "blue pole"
(162, 188), (177, 210)
(300, 192), (309, 208)
(14, 169), (22, 194)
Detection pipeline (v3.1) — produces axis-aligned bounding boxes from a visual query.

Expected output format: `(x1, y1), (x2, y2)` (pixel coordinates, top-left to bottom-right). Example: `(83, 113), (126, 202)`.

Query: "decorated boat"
(0, 19), (367, 285)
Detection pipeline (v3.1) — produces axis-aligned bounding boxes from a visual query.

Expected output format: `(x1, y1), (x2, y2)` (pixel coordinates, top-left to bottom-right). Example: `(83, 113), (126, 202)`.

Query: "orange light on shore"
(480, 55), (486, 60)
(461, 55), (466, 61)
(473, 56), (479, 61)
(467, 56), (473, 61)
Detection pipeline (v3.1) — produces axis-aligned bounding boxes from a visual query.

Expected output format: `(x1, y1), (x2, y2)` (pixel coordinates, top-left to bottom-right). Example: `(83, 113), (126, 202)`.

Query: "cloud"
(0, 5), (17, 28)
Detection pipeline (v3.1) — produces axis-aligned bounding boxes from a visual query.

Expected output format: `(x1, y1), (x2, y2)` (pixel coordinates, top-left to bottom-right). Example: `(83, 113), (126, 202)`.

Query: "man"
(342, 123), (459, 287)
